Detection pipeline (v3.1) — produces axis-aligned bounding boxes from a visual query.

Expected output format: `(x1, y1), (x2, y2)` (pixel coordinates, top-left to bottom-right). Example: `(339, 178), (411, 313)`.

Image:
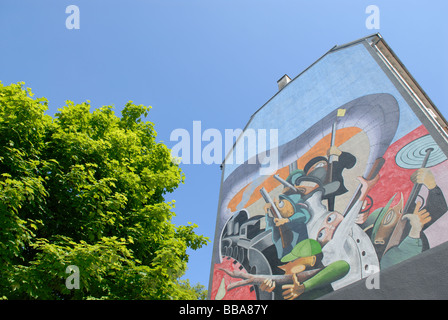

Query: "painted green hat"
(286, 169), (305, 185)
(281, 239), (322, 263)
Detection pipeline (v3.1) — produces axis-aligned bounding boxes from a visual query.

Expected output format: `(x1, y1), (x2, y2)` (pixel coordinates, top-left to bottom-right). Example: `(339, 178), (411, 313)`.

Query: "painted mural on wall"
(209, 40), (448, 300)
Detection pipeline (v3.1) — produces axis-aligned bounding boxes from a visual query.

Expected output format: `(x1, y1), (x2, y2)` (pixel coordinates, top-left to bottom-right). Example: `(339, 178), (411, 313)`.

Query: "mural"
(209, 39), (448, 300)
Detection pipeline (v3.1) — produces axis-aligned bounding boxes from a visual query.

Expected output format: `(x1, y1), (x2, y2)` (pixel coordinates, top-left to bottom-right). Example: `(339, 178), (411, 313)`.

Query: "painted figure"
(361, 168), (448, 268)
(263, 181), (311, 260)
(307, 174), (381, 291)
(289, 146), (356, 211)
(259, 239), (350, 300)
(380, 200), (432, 269)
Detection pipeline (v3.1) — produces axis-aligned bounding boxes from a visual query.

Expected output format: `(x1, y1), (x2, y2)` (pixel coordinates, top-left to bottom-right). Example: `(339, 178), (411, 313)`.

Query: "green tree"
(0, 81), (209, 300)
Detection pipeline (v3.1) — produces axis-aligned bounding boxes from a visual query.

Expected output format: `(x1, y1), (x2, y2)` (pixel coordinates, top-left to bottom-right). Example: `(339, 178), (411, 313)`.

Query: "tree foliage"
(0, 81), (209, 299)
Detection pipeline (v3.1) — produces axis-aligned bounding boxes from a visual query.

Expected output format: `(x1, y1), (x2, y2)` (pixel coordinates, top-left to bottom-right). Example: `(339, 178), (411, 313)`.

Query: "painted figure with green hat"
(260, 239), (350, 300)
(281, 238), (322, 264)
(264, 175), (311, 259)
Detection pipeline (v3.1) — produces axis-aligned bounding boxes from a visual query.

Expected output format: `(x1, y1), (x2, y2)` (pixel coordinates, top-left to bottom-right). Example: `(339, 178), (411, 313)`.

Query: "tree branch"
(218, 267), (322, 291)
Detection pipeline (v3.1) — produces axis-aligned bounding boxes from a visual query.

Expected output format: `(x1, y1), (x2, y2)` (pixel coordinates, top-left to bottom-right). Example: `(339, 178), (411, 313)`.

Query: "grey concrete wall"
(321, 241), (448, 300)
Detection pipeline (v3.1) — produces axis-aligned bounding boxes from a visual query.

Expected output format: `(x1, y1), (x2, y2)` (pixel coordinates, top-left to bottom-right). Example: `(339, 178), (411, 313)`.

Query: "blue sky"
(1, 0), (447, 290)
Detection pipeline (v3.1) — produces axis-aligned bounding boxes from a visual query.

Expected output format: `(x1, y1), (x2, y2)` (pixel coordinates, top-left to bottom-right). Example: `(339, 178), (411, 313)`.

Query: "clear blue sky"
(1, 0), (447, 289)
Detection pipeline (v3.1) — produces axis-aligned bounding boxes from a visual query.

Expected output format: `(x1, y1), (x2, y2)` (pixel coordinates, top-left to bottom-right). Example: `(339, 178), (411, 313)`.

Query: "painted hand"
(282, 273), (305, 300)
(264, 203), (272, 215)
(402, 200), (432, 239)
(357, 174), (380, 202)
(327, 145), (342, 157)
(274, 217), (290, 227)
(411, 168), (436, 190)
(260, 278), (276, 293)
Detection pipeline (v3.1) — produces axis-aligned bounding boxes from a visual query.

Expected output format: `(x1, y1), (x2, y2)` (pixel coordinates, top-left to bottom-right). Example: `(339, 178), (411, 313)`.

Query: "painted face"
(316, 212), (344, 246)
(308, 160), (328, 173)
(278, 256), (317, 275)
(274, 198), (295, 218)
(374, 195), (404, 245)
